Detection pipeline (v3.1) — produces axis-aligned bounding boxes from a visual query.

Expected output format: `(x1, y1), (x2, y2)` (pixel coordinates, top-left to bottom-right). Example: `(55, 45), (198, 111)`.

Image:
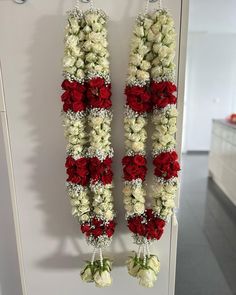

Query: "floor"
(175, 154), (236, 295)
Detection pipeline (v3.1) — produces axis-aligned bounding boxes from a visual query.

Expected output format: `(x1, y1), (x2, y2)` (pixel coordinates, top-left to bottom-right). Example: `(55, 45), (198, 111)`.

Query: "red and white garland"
(61, 6), (115, 287)
(123, 8), (180, 287)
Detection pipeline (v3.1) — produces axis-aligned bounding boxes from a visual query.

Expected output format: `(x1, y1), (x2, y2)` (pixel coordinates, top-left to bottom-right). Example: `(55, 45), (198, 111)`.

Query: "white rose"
(128, 65), (137, 77)
(104, 210), (114, 220)
(92, 22), (103, 32)
(147, 255), (160, 274)
(140, 60), (151, 71)
(76, 69), (85, 79)
(85, 13), (100, 25)
(133, 202), (145, 214)
(78, 31), (85, 41)
(147, 30), (156, 42)
(124, 204), (133, 214)
(132, 142), (145, 153)
(123, 186), (132, 196)
(132, 187), (145, 202)
(76, 58), (84, 68)
(66, 35), (78, 48)
(151, 23), (161, 34)
(165, 184), (177, 193)
(130, 54), (143, 66)
(137, 269), (157, 288)
(169, 107), (178, 117)
(159, 14), (168, 25)
(137, 70), (149, 81)
(162, 24), (171, 35)
(151, 66), (162, 79)
(80, 265), (93, 282)
(79, 213), (90, 222)
(63, 56), (76, 68)
(144, 18), (154, 30)
(83, 25), (92, 33)
(71, 47), (83, 57)
(137, 44), (149, 56)
(134, 25), (145, 37)
(146, 52), (154, 62)
(69, 17), (80, 34)
(94, 270), (112, 288)
(126, 257), (141, 277)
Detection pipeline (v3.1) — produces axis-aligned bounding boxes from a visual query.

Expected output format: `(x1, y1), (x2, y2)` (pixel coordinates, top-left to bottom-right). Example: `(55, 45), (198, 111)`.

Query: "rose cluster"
(122, 155), (147, 181)
(125, 85), (151, 113)
(87, 77), (112, 109)
(127, 209), (166, 240)
(151, 81), (177, 109)
(65, 156), (89, 185)
(127, 254), (160, 288)
(153, 151), (180, 180)
(89, 156), (113, 185)
(61, 79), (86, 112)
(81, 217), (116, 238)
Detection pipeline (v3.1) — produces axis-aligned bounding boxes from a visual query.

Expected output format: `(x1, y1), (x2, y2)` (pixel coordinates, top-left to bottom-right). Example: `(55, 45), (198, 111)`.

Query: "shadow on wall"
(22, 0), (136, 271)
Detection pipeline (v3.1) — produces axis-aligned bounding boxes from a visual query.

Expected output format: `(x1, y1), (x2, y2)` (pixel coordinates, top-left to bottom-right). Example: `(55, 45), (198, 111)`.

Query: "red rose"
(61, 79), (78, 90)
(133, 155), (146, 166)
(92, 227), (103, 237)
(125, 85), (151, 113)
(61, 91), (70, 102)
(65, 156), (75, 168)
(106, 228), (114, 238)
(92, 218), (102, 227)
(153, 151), (180, 180)
(61, 80), (86, 112)
(100, 87), (111, 99)
(123, 156), (147, 181)
(72, 101), (85, 112)
(151, 81), (177, 109)
(65, 156), (89, 185)
(81, 223), (91, 233)
(89, 77), (105, 88)
(89, 157), (113, 184)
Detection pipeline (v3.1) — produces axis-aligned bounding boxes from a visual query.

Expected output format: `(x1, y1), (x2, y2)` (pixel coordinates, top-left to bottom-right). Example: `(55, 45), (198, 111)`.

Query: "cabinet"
(209, 120), (236, 206)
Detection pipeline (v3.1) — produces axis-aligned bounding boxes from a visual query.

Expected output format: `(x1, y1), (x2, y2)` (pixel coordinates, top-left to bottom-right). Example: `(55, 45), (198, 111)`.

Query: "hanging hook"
(14, 0), (26, 3)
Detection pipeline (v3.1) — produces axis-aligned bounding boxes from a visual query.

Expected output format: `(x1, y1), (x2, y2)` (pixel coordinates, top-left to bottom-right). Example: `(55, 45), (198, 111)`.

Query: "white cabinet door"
(0, 1), (187, 295)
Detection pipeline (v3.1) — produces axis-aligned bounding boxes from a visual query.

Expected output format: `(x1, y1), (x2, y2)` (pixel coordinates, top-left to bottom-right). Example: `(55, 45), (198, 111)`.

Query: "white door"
(0, 1), (187, 295)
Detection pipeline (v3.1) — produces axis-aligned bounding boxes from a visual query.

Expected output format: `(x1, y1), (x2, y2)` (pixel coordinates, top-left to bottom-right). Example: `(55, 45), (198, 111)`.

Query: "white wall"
(0, 118), (22, 295)
(0, 1), (187, 295)
(183, 32), (236, 151)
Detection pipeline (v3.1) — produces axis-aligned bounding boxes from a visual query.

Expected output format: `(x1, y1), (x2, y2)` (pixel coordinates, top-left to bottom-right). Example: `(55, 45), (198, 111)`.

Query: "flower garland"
(61, 6), (115, 287)
(122, 8), (180, 287)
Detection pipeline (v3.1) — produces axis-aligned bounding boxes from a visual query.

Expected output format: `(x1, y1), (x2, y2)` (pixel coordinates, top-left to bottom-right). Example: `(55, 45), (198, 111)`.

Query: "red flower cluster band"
(128, 209), (166, 240)
(153, 151), (180, 180)
(125, 85), (151, 113)
(65, 155), (113, 186)
(125, 81), (177, 112)
(122, 155), (147, 181)
(81, 217), (116, 238)
(61, 77), (112, 112)
(89, 156), (113, 185)
(65, 156), (89, 186)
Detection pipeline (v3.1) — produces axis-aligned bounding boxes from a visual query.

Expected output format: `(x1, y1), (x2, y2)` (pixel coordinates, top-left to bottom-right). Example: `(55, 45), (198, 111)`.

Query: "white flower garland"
(123, 8), (180, 287)
(61, 6), (115, 287)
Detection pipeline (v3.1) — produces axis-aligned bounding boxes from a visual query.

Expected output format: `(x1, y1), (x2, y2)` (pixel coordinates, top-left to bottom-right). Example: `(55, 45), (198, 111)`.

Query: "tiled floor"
(175, 154), (236, 295)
